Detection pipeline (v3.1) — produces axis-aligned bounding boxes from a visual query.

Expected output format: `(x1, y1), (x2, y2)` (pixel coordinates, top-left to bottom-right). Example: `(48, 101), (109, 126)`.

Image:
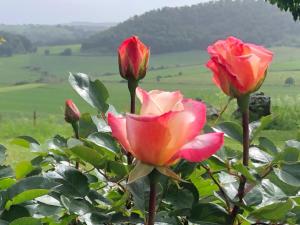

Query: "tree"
(266, 0), (300, 20)
(44, 49), (50, 56)
(60, 48), (72, 56)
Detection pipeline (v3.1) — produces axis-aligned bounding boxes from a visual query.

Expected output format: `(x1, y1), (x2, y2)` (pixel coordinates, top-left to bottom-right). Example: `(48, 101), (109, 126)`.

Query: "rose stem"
(127, 79), (138, 164)
(231, 96), (250, 224)
(147, 172), (157, 225)
(71, 122), (80, 169)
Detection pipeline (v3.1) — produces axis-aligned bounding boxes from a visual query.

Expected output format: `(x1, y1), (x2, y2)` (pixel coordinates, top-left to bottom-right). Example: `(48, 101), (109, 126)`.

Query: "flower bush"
(0, 36), (299, 225)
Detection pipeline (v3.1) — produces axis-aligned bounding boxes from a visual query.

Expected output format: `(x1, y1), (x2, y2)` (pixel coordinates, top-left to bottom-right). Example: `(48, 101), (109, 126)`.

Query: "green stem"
(127, 79), (138, 164)
(128, 79), (138, 114)
(231, 95), (250, 224)
(71, 122), (80, 169)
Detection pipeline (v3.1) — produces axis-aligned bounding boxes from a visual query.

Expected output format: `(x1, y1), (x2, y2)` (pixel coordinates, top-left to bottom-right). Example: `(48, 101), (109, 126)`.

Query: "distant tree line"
(0, 24), (113, 46)
(0, 31), (36, 57)
(81, 0), (300, 54)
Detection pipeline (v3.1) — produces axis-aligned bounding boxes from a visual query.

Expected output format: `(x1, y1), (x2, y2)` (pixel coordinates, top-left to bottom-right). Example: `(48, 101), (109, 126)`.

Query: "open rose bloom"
(206, 36), (273, 97)
(108, 87), (224, 166)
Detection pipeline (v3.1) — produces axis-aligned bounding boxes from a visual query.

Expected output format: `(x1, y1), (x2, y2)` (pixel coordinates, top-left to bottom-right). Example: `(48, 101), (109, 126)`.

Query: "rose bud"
(65, 99), (81, 124)
(118, 36), (150, 81)
(206, 36), (273, 98)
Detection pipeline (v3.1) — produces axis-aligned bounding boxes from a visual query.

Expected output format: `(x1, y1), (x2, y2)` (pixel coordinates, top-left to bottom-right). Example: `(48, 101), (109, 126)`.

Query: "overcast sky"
(0, 0), (209, 25)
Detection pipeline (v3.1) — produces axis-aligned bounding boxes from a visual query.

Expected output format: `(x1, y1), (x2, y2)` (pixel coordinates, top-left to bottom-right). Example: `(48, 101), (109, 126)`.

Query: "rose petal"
(174, 132), (224, 162)
(126, 113), (172, 165)
(136, 87), (184, 115)
(107, 113), (131, 151)
(160, 99), (207, 163)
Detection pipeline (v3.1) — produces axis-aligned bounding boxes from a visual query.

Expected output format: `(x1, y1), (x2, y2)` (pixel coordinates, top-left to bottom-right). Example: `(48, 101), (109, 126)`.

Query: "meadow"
(0, 44), (300, 147)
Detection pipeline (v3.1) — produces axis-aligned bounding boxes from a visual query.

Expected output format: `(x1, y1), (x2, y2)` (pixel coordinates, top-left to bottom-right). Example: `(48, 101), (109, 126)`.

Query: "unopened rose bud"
(65, 99), (81, 124)
(118, 36), (150, 81)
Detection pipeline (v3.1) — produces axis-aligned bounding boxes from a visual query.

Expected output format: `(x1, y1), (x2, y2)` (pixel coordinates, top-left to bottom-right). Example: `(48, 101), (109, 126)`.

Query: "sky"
(0, 0), (209, 25)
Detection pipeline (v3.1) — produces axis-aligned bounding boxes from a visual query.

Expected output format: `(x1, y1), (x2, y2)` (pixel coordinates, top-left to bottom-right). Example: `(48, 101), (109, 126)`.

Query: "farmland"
(0, 44), (300, 146)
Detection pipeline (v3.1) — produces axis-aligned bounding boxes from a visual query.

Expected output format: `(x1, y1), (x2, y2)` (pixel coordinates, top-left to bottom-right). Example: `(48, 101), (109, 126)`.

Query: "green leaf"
(87, 132), (120, 154)
(249, 115), (273, 142)
(128, 161), (154, 184)
(250, 199), (293, 221)
(5, 176), (57, 208)
(0, 205), (30, 222)
(79, 113), (98, 138)
(10, 136), (39, 148)
(214, 122), (242, 144)
(69, 73), (109, 112)
(9, 217), (41, 225)
(48, 165), (89, 197)
(156, 166), (184, 182)
(232, 163), (256, 183)
(92, 115), (111, 132)
(274, 162), (300, 186)
(127, 176), (149, 213)
(275, 147), (300, 163)
(165, 184), (194, 210)
(261, 179), (286, 203)
(0, 166), (14, 179)
(60, 196), (92, 216)
(15, 161), (34, 180)
(0, 178), (15, 190)
(249, 147), (273, 165)
(70, 144), (106, 167)
(189, 169), (218, 197)
(258, 137), (278, 155)
(107, 161), (128, 178)
(189, 203), (230, 224)
(244, 186), (263, 206)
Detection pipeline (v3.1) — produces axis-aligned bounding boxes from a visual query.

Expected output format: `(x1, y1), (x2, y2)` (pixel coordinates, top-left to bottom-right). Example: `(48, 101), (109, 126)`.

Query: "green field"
(1, 45), (300, 146)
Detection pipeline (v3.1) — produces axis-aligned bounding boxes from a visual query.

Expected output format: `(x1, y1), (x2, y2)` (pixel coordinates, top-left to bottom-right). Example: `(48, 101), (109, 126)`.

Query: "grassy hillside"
(0, 45), (300, 143)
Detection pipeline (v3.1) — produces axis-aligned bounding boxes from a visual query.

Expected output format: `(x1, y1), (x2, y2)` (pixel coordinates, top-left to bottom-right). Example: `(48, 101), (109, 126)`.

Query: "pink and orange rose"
(108, 88), (224, 166)
(206, 36), (273, 97)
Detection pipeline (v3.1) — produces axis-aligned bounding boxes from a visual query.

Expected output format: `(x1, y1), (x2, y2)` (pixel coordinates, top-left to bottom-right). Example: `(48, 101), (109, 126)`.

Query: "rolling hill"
(81, 0), (300, 54)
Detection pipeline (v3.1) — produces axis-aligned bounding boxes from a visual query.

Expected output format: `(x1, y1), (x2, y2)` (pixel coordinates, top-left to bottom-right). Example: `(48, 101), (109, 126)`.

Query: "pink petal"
(174, 132), (224, 162)
(125, 113), (172, 165)
(160, 99), (207, 163)
(107, 113), (131, 151)
(136, 87), (184, 115)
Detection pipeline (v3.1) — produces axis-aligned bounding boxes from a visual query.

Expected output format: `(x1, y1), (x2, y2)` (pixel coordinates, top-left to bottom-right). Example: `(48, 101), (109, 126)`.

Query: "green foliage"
(0, 73), (299, 224)
(82, 0), (300, 54)
(0, 31), (35, 57)
(266, 0), (300, 20)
